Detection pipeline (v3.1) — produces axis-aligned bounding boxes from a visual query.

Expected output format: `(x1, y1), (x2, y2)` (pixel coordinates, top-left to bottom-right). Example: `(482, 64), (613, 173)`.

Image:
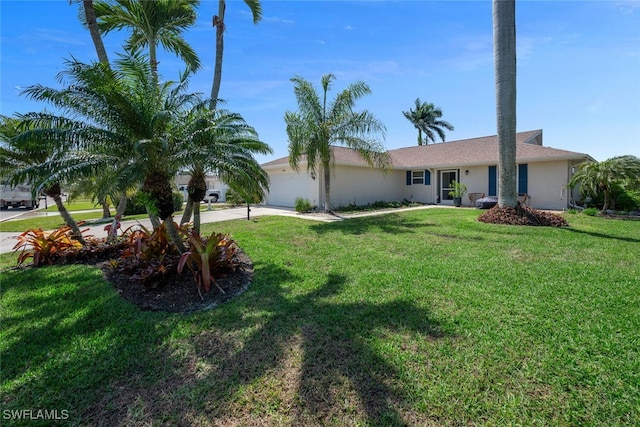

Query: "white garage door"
(266, 172), (314, 207)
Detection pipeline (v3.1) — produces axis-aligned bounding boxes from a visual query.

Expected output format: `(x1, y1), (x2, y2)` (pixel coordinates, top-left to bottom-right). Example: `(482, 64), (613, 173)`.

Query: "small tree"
(285, 74), (389, 212)
(568, 155), (640, 211)
(402, 98), (454, 146)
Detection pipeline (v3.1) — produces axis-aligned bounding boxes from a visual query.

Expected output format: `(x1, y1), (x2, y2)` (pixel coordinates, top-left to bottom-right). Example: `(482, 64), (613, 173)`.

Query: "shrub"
(112, 223), (183, 287)
(614, 190), (639, 212)
(124, 191), (183, 216)
(294, 197), (313, 213)
(478, 205), (568, 227)
(336, 199), (420, 212)
(172, 191), (184, 211)
(178, 230), (240, 298)
(124, 191), (150, 215)
(583, 207), (599, 216)
(224, 188), (245, 206)
(13, 224), (90, 266)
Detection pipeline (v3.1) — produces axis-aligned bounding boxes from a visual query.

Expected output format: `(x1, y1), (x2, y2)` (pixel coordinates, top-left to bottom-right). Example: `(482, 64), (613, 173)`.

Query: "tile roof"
(262, 130), (593, 169)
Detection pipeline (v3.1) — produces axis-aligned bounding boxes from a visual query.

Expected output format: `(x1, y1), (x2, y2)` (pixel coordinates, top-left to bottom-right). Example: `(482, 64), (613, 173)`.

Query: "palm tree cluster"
(1, 0), (271, 252)
(402, 98), (454, 146)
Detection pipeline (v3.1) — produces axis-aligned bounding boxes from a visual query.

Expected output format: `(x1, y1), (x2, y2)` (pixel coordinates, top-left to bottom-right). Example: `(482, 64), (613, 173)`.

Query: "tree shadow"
(560, 226), (640, 243)
(185, 264), (448, 425)
(310, 213), (436, 236)
(3, 261), (449, 425)
(1, 265), (174, 425)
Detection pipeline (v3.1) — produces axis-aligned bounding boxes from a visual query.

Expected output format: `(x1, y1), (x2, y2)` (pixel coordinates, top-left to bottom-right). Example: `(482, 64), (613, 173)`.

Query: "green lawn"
(1, 209), (639, 426)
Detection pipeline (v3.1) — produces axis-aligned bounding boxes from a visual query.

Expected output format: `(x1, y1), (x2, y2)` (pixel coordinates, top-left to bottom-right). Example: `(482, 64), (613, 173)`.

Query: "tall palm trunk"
(44, 183), (87, 245)
(149, 37), (159, 83)
(322, 161), (331, 212)
(193, 202), (202, 234)
(101, 201), (111, 218)
(493, 0), (517, 208)
(163, 217), (186, 254)
(146, 207), (162, 229)
(602, 186), (612, 211)
(83, 0), (109, 65)
(143, 171), (186, 253)
(116, 191), (127, 217)
(180, 196), (194, 225)
(210, 0), (226, 110)
(180, 168), (207, 231)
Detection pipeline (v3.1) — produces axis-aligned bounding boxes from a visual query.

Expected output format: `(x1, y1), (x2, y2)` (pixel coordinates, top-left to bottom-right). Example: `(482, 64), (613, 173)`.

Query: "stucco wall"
(264, 160), (575, 210)
(330, 166), (403, 207)
(401, 172), (434, 204)
(527, 160), (571, 210)
(452, 162), (572, 210)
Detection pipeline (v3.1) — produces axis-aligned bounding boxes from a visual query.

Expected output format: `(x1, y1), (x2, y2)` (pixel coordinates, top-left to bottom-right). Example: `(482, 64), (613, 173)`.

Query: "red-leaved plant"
(113, 222), (183, 286)
(13, 224), (90, 266)
(178, 230), (240, 299)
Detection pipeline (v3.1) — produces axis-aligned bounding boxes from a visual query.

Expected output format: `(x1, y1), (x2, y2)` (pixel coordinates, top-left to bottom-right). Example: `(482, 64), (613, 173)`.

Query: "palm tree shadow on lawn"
(4, 261), (449, 425)
(310, 212), (437, 236)
(178, 265), (450, 425)
(1, 265), (176, 423)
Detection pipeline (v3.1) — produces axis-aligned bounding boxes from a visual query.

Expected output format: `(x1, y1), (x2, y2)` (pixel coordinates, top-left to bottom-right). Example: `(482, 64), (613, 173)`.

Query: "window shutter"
(424, 170), (431, 185)
(488, 166), (497, 196)
(518, 164), (528, 194)
(406, 171), (412, 185)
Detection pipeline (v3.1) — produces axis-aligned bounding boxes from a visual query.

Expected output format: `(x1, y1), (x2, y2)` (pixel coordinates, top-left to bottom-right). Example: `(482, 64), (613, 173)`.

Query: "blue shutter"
(406, 171), (411, 185)
(518, 164), (528, 194)
(424, 170), (431, 185)
(488, 166), (497, 196)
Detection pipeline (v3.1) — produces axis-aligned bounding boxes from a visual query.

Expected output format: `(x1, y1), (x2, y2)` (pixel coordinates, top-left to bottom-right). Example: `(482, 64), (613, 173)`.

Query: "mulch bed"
(102, 250), (254, 313)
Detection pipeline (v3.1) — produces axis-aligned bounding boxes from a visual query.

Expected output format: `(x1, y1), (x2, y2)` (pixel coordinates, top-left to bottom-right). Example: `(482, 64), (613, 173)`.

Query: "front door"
(441, 170), (458, 202)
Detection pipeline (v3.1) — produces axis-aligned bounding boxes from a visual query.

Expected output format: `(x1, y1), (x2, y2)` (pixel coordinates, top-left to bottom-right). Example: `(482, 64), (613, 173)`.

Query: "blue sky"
(1, 0), (639, 163)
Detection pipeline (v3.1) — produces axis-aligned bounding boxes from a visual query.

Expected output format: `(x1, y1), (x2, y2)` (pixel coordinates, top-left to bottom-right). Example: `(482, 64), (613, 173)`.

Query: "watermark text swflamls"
(3, 409), (69, 421)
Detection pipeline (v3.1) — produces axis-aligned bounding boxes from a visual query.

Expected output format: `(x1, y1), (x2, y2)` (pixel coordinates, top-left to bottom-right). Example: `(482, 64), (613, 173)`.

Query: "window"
(406, 170), (431, 185)
(518, 164), (528, 194)
(488, 166), (497, 197)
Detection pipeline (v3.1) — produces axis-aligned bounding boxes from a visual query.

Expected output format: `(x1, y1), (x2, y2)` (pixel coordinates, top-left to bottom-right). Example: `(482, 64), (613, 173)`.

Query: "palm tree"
(16, 54), (271, 250)
(285, 74), (389, 213)
(402, 98), (454, 145)
(567, 155), (640, 211)
(175, 104), (272, 232)
(493, 0), (517, 208)
(74, 0), (110, 65)
(210, 0), (262, 109)
(0, 115), (88, 244)
(15, 54), (201, 251)
(93, 0), (200, 80)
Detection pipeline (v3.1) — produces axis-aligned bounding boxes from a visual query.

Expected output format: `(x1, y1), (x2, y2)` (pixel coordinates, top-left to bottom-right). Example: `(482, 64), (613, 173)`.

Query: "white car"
(202, 190), (220, 203)
(178, 185), (220, 203)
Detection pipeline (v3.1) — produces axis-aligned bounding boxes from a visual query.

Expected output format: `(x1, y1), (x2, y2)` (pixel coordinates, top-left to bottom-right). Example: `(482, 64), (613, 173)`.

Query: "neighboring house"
(175, 173), (228, 202)
(261, 130), (594, 211)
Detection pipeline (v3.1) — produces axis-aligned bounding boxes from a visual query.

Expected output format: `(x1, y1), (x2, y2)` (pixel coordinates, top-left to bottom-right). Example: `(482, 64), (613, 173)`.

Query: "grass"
(0, 212), (151, 233)
(1, 209), (639, 426)
(42, 197), (101, 212)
